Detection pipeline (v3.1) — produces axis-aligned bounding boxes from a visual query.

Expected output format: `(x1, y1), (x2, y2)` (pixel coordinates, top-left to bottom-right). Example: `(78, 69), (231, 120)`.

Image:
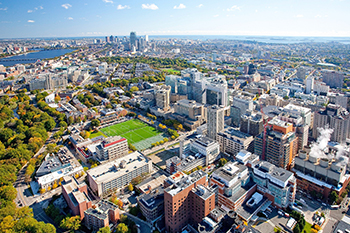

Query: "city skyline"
(0, 0), (350, 38)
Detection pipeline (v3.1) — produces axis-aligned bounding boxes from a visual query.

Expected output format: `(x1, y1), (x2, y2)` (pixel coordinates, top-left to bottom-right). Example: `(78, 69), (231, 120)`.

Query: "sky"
(0, 0), (349, 38)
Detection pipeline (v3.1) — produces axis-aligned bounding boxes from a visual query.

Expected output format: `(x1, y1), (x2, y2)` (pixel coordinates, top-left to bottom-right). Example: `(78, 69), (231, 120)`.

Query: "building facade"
(217, 128), (254, 156)
(87, 151), (152, 197)
(95, 136), (128, 161)
(207, 105), (225, 140)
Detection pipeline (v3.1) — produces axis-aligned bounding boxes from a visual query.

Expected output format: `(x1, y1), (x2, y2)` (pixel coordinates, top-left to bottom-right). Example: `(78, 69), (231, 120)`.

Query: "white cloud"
(27, 6), (43, 13)
(0, 7), (7, 11)
(142, 4), (158, 10)
(255, 10), (258, 13)
(295, 14), (303, 18)
(117, 5), (130, 10)
(61, 4), (72, 9)
(174, 4), (186, 9)
(213, 14), (219, 17)
(27, 20), (35, 23)
(68, 17), (73, 20)
(197, 4), (203, 8)
(102, 0), (113, 3)
(227, 5), (240, 11)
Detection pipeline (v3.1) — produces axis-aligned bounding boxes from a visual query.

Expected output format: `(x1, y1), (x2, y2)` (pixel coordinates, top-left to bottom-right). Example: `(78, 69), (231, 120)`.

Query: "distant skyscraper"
(130, 31), (136, 48)
(105, 36), (110, 43)
(207, 105), (225, 140)
(109, 35), (114, 43)
(145, 35), (149, 42)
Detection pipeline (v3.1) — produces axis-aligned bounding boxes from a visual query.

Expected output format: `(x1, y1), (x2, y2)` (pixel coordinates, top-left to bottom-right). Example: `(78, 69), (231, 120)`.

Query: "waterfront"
(0, 49), (74, 66)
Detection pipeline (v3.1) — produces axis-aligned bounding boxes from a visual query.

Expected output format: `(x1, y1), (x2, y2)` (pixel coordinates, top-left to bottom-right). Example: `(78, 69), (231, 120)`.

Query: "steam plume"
(309, 126), (333, 159)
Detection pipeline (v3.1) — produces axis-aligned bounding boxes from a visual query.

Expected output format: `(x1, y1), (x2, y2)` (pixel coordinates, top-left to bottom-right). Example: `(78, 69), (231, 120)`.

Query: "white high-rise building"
(99, 62), (108, 75)
(305, 76), (314, 94)
(207, 105), (225, 140)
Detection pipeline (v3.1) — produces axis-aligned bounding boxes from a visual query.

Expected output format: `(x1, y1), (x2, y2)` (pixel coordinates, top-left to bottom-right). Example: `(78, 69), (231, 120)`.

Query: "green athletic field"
(100, 119), (165, 150)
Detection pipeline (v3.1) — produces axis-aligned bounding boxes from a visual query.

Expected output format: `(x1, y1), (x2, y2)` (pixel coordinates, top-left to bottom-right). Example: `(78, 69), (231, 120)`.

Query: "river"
(0, 49), (75, 67)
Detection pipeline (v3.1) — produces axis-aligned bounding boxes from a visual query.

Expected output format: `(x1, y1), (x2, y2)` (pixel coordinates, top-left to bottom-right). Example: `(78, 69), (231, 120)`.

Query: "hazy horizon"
(0, 0), (349, 38)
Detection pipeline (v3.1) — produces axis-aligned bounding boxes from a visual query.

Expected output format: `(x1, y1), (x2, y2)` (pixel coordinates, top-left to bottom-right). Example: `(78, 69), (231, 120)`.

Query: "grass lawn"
(303, 222), (313, 233)
(163, 68), (181, 74)
(100, 119), (164, 150)
(100, 119), (146, 136)
(89, 130), (106, 139)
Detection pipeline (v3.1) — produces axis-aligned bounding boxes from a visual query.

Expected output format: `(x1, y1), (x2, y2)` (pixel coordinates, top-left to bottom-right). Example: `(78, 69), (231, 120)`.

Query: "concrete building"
(171, 99), (206, 130)
(62, 176), (92, 220)
(164, 171), (216, 233)
(84, 200), (120, 231)
(231, 95), (254, 126)
(29, 73), (68, 91)
(217, 127), (254, 156)
(204, 76), (229, 106)
(167, 137), (220, 174)
(240, 110), (264, 137)
(137, 187), (165, 224)
(250, 160), (296, 208)
(98, 62), (108, 75)
(210, 159), (296, 218)
(313, 80), (329, 95)
(321, 70), (344, 88)
(155, 85), (171, 111)
(313, 104), (350, 144)
(254, 119), (298, 169)
(190, 136), (220, 165)
(294, 149), (350, 198)
(95, 136), (128, 161)
(207, 105), (225, 140)
(36, 147), (84, 190)
(87, 151), (152, 197)
(305, 76), (314, 94)
(210, 162), (255, 212)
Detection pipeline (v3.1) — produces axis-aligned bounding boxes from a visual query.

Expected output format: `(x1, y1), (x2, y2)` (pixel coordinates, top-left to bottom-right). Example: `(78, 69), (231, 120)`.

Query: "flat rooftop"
(165, 170), (207, 197)
(87, 151), (150, 184)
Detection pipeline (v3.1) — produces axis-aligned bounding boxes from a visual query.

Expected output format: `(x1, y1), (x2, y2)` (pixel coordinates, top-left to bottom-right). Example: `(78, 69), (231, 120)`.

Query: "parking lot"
(254, 207), (292, 233)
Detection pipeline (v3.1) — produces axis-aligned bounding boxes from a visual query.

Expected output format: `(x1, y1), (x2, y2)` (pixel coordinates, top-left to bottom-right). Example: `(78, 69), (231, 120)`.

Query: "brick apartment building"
(84, 200), (120, 231)
(164, 171), (216, 233)
(62, 176), (92, 220)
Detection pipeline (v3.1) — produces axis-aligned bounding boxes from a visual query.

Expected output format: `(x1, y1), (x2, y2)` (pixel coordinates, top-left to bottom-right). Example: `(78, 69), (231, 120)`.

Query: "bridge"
(0, 58), (39, 62)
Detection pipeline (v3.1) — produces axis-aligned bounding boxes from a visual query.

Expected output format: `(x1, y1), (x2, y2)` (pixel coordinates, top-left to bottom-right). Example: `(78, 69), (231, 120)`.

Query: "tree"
(39, 188), (45, 194)
(68, 116), (74, 125)
(329, 191), (339, 204)
(60, 216), (81, 231)
(54, 95), (61, 103)
(116, 223), (128, 233)
(91, 119), (100, 128)
(128, 183), (134, 192)
(98, 226), (111, 233)
(130, 86), (139, 92)
(293, 224), (301, 233)
(219, 158), (228, 167)
(0, 185), (17, 201)
(52, 182), (58, 189)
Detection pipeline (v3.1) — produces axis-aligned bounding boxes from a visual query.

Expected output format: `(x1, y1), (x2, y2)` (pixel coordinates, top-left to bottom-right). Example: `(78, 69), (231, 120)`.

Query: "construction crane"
(258, 88), (269, 161)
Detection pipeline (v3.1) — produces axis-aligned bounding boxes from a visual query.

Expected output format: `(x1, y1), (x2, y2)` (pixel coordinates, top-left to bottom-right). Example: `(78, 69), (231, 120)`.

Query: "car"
(322, 203), (327, 207)
(278, 211), (284, 216)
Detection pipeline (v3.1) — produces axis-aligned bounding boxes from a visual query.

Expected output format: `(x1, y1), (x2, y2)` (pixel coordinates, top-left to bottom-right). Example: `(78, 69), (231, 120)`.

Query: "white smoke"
(335, 145), (349, 165)
(309, 126), (333, 159)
